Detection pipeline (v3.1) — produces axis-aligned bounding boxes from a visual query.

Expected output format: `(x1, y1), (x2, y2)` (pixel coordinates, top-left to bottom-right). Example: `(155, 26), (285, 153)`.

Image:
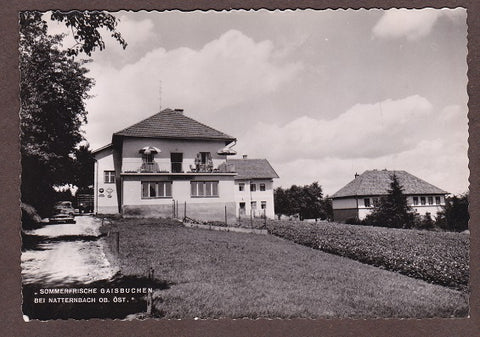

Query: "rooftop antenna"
(158, 79), (162, 111)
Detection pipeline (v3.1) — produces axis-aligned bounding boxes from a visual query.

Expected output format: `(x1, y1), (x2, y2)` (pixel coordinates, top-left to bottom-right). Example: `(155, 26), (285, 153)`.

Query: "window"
(251, 201), (257, 210)
(413, 197), (419, 206)
(104, 171), (115, 184)
(364, 198), (371, 207)
(428, 196), (434, 205)
(239, 183), (245, 191)
(261, 201), (267, 209)
(435, 196), (441, 205)
(420, 197), (426, 205)
(141, 153), (159, 172)
(250, 183), (256, 192)
(191, 181), (219, 197)
(141, 181), (172, 198)
(372, 197), (379, 206)
(200, 152), (212, 164)
(260, 183), (266, 191)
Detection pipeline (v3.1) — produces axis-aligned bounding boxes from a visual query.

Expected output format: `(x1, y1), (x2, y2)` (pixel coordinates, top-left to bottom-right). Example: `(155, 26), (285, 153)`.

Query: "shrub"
(21, 203), (43, 230)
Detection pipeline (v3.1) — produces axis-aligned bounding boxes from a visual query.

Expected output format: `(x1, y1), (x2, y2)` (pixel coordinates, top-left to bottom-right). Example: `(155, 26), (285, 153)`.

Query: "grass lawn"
(267, 220), (469, 291)
(105, 218), (468, 319)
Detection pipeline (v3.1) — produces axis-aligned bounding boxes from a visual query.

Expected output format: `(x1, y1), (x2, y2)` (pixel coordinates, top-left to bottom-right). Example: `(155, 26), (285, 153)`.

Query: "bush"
(345, 217), (361, 225)
(267, 220), (469, 291)
(21, 203), (43, 230)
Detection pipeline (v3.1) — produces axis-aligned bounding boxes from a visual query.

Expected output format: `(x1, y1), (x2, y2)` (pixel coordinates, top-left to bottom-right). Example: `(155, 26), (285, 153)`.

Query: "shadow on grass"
(23, 273), (172, 320)
(21, 232), (108, 251)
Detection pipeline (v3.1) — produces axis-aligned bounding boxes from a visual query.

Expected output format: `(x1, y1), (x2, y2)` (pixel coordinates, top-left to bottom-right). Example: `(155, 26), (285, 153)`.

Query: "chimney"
(354, 172), (359, 178)
(243, 155), (248, 159)
(174, 108), (184, 114)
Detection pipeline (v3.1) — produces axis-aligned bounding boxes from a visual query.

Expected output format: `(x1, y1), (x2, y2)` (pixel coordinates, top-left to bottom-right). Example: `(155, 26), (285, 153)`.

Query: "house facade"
(93, 108), (278, 221)
(331, 169), (447, 222)
(228, 158), (279, 219)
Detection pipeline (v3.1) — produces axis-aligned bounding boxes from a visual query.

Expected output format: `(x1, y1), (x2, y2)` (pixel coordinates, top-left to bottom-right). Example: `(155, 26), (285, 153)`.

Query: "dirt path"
(22, 216), (118, 286)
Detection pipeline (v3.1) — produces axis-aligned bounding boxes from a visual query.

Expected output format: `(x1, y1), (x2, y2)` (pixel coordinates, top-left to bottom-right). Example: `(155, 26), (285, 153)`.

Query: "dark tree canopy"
(363, 174), (416, 228)
(50, 11), (127, 56)
(72, 144), (95, 191)
(20, 11), (125, 217)
(436, 193), (469, 232)
(274, 182), (331, 221)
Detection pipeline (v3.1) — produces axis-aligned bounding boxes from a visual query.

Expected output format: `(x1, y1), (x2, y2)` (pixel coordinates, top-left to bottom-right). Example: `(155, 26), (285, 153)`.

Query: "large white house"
(331, 169), (447, 222)
(93, 108), (278, 221)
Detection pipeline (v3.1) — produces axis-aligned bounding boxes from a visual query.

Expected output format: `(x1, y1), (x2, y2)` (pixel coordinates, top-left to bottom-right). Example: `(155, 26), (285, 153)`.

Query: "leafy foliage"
(363, 174), (417, 228)
(50, 11), (127, 56)
(19, 11), (125, 217)
(274, 182), (332, 220)
(436, 193), (469, 232)
(72, 144), (95, 190)
(267, 220), (469, 291)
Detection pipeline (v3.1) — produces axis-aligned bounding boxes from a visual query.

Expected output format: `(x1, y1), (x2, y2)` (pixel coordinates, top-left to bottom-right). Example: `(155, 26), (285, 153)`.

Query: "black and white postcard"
(18, 8), (470, 322)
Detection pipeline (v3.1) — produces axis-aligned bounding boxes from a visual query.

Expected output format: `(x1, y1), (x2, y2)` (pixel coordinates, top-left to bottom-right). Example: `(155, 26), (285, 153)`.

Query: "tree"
(72, 144), (95, 191)
(274, 182), (329, 221)
(274, 187), (288, 219)
(363, 174), (416, 228)
(301, 182), (326, 221)
(436, 193), (469, 232)
(20, 11), (125, 217)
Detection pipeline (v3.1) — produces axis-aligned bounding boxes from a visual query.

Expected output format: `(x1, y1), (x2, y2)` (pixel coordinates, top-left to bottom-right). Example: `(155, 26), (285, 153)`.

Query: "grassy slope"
(108, 218), (467, 319)
(266, 220), (469, 290)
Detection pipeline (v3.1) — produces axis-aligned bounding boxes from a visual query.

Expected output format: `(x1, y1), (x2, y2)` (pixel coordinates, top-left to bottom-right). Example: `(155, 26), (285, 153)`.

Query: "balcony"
(122, 160), (235, 175)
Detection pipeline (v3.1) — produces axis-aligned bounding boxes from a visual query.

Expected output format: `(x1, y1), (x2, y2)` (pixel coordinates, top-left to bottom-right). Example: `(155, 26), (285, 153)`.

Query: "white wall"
(121, 138), (228, 172)
(331, 198), (357, 210)
(122, 175), (235, 206)
(234, 179), (275, 219)
(407, 195), (445, 217)
(333, 195), (446, 220)
(94, 149), (119, 214)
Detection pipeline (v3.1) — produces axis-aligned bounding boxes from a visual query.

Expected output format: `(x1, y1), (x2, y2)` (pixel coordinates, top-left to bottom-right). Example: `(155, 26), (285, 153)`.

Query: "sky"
(49, 8), (469, 196)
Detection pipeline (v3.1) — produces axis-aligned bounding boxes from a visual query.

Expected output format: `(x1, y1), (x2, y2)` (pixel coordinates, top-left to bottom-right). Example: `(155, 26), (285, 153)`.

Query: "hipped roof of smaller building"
(113, 108), (236, 142)
(331, 169), (447, 198)
(228, 159), (279, 180)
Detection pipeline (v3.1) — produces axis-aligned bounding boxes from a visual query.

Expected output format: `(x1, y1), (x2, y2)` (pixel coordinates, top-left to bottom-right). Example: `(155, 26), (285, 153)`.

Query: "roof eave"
(112, 133), (236, 142)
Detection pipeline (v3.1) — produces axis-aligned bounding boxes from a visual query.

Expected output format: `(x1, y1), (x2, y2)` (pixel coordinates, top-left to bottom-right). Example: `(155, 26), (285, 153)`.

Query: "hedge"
(267, 220), (469, 291)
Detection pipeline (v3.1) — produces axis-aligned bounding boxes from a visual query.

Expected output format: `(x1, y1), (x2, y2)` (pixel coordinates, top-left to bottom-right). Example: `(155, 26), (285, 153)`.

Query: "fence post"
(111, 231), (120, 255)
(225, 205), (227, 226)
(146, 267), (154, 315)
(184, 201), (186, 220)
(172, 200), (175, 218)
(250, 208), (253, 228)
(264, 208), (267, 227)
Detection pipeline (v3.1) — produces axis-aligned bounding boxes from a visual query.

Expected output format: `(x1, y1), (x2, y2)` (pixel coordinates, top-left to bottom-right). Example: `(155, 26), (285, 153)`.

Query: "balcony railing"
(123, 160), (235, 174)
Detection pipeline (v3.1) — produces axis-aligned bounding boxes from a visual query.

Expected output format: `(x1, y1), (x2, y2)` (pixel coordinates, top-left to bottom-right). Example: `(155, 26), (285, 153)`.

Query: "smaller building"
(226, 157), (279, 219)
(331, 169), (447, 222)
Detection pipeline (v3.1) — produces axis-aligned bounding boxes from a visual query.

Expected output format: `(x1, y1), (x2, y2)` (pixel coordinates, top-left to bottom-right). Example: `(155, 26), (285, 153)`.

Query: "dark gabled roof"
(228, 159), (279, 180)
(113, 109), (236, 142)
(331, 169), (447, 198)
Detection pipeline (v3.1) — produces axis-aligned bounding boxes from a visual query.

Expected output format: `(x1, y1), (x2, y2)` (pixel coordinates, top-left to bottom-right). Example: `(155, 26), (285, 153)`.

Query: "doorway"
(171, 153), (183, 173)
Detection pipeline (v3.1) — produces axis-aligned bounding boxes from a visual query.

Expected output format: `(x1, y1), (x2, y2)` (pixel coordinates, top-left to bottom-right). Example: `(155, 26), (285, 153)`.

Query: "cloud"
(372, 8), (464, 41)
(238, 95), (434, 162)
(236, 99), (468, 195)
(84, 29), (302, 148)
